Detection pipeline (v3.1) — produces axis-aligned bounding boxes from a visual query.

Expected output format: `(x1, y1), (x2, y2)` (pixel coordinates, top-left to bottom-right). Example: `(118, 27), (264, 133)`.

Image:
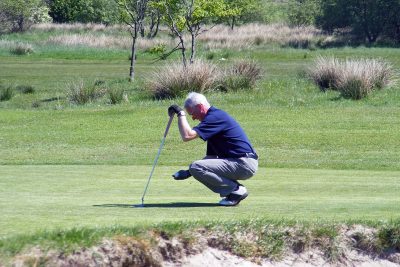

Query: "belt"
(243, 153), (258, 160)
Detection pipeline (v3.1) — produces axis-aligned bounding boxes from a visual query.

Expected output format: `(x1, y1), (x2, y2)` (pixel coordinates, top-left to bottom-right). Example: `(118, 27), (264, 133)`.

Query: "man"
(168, 92), (258, 206)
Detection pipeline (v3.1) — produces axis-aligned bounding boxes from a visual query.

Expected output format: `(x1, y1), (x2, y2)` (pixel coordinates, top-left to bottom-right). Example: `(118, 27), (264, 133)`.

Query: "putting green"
(1, 165), (400, 238)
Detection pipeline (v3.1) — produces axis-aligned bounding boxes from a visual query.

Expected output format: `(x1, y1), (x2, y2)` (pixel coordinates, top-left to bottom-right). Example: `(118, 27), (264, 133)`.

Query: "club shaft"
(141, 115), (174, 205)
(141, 137), (165, 205)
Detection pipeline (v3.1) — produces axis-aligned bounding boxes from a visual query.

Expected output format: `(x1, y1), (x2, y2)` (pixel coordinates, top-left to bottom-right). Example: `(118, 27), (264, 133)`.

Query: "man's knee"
(189, 160), (204, 177)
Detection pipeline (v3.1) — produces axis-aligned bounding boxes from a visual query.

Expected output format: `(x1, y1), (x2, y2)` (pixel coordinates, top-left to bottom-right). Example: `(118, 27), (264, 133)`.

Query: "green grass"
(0, 104), (399, 170)
(1, 165), (399, 239)
(1, 26), (400, 262)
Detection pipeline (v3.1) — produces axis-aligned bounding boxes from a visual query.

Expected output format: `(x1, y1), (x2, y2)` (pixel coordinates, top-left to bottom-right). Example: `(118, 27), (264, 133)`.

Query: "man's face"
(185, 104), (204, 121)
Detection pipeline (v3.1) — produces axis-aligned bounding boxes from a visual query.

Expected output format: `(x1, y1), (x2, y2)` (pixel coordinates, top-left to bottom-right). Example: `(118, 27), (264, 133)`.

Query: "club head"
(132, 203), (145, 208)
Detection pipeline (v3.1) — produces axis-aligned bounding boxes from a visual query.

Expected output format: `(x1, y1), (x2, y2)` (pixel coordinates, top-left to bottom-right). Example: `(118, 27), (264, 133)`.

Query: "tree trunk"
(147, 11), (160, 39)
(129, 26), (138, 82)
(140, 22), (145, 38)
(180, 37), (187, 68)
(189, 29), (196, 64)
(230, 17), (236, 30)
(147, 12), (156, 38)
(152, 12), (160, 38)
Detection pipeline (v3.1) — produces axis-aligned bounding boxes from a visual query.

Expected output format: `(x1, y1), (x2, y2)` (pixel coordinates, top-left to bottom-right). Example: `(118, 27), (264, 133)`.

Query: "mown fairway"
(1, 165), (400, 238)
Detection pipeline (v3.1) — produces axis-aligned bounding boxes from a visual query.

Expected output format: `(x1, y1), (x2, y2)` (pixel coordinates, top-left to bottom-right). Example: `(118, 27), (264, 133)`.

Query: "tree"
(117, 0), (148, 82)
(224, 0), (258, 29)
(287, 0), (322, 26)
(317, 0), (399, 44)
(49, 0), (120, 24)
(157, 0), (232, 67)
(146, 2), (162, 38)
(0, 0), (51, 33)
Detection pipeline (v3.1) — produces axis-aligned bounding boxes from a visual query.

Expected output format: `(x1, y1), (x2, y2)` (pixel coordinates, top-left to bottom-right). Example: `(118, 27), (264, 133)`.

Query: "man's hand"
(168, 104), (183, 117)
(172, 170), (192, 180)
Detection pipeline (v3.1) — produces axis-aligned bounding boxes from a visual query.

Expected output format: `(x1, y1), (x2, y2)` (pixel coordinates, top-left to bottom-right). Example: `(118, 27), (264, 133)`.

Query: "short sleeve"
(193, 117), (225, 141)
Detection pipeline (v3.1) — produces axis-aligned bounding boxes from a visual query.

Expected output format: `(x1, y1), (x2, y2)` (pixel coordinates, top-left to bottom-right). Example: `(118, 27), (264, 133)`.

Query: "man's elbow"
(181, 136), (193, 142)
(181, 133), (197, 142)
(180, 129), (197, 142)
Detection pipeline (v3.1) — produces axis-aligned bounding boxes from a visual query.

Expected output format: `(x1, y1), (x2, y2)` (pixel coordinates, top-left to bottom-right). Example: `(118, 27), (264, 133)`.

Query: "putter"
(135, 115), (174, 208)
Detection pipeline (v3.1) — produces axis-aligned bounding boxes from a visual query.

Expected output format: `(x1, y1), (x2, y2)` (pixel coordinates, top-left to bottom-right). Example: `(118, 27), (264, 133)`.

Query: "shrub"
(146, 43), (166, 55)
(0, 0), (51, 33)
(308, 56), (340, 91)
(220, 60), (262, 91)
(49, 0), (119, 24)
(10, 43), (34, 55)
(0, 86), (14, 101)
(287, 0), (322, 26)
(147, 61), (219, 99)
(309, 57), (395, 99)
(67, 80), (106, 104)
(108, 87), (126, 104)
(16, 85), (35, 94)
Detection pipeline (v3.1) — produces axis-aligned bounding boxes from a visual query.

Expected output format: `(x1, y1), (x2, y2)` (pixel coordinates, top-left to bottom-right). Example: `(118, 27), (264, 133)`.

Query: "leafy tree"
(317, 0), (400, 44)
(0, 0), (51, 33)
(49, 0), (119, 24)
(349, 0), (396, 43)
(145, 1), (162, 38)
(287, 0), (322, 26)
(224, 0), (260, 29)
(156, 0), (232, 67)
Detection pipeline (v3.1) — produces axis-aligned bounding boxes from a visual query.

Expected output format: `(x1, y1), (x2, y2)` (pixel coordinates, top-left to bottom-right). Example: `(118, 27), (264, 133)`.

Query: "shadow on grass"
(93, 203), (220, 208)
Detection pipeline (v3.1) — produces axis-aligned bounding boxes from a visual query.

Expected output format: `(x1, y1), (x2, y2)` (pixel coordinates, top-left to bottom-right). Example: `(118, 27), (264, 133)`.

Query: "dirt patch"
(8, 225), (400, 267)
(171, 248), (399, 267)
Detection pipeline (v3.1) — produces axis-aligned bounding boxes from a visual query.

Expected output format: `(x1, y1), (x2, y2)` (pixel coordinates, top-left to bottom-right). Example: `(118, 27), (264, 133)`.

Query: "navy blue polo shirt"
(193, 106), (256, 158)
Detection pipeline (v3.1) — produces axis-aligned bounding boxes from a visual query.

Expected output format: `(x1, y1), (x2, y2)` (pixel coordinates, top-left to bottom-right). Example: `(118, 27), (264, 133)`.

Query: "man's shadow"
(93, 202), (220, 208)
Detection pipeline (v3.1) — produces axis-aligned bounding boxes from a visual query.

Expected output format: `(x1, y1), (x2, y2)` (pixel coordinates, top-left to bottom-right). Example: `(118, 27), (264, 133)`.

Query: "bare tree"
(118, 0), (148, 82)
(159, 0), (230, 67)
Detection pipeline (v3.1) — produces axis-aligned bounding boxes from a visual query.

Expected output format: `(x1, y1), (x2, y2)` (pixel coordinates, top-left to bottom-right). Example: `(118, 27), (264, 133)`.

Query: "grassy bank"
(1, 218), (400, 266)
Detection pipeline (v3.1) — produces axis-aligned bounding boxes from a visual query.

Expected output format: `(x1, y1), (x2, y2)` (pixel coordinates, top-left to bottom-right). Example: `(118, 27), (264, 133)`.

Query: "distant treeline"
(1, 0), (399, 45)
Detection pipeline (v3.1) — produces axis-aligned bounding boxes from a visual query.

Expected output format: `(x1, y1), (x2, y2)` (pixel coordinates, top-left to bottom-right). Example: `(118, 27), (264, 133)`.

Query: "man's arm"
(178, 115), (198, 142)
(168, 104), (198, 142)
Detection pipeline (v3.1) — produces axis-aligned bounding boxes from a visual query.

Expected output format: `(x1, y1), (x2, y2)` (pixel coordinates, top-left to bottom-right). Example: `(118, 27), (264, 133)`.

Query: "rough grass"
(0, 85), (14, 101)
(9, 42), (34, 55)
(107, 87), (127, 104)
(67, 80), (107, 105)
(147, 60), (220, 99)
(219, 59), (263, 91)
(309, 56), (396, 99)
(23, 23), (333, 51)
(16, 85), (35, 94)
(199, 23), (328, 49)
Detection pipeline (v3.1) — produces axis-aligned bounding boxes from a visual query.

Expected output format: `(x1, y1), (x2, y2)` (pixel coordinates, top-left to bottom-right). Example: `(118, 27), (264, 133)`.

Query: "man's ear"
(198, 103), (207, 113)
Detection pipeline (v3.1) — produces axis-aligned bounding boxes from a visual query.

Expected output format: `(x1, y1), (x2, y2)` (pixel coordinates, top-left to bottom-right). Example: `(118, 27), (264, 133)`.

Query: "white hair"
(184, 92), (210, 108)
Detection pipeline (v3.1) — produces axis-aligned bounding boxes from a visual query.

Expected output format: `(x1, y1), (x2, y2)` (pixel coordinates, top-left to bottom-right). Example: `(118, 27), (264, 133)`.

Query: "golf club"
(135, 115), (174, 208)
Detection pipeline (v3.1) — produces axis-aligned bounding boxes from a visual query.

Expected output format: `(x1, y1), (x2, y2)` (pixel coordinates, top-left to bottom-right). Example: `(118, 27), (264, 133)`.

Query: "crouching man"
(168, 92), (258, 206)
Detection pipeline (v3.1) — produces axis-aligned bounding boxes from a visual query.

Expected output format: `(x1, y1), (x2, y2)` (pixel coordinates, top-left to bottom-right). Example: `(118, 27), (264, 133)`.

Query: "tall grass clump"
(9, 43), (34, 55)
(219, 59), (262, 92)
(16, 85), (35, 94)
(107, 87), (127, 104)
(308, 56), (340, 91)
(147, 60), (219, 99)
(309, 57), (395, 99)
(67, 80), (106, 105)
(0, 85), (15, 101)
